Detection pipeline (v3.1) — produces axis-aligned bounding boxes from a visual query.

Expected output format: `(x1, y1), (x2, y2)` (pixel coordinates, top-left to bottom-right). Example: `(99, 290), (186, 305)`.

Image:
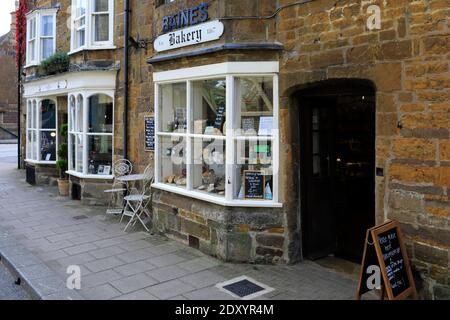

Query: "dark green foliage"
(56, 123), (68, 178)
(39, 52), (69, 76)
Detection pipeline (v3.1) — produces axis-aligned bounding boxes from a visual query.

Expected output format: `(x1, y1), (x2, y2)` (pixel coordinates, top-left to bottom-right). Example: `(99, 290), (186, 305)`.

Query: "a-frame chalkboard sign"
(357, 220), (417, 300)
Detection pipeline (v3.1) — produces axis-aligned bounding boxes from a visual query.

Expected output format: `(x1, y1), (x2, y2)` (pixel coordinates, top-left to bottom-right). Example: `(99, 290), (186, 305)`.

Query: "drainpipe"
(17, 49), (21, 169)
(123, 0), (130, 160)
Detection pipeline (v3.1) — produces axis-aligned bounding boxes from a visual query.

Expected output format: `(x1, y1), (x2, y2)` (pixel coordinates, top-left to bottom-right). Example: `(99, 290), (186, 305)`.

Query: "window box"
(153, 62), (281, 207)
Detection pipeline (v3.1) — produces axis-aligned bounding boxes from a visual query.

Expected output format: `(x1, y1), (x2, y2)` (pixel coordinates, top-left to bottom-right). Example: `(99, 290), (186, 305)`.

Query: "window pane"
(94, 0), (109, 12)
(159, 83), (186, 133)
(192, 79), (226, 135)
(29, 40), (35, 61)
(26, 131), (32, 159)
(41, 15), (53, 36)
(192, 138), (225, 197)
(31, 131), (37, 160)
(88, 135), (112, 175)
(32, 100), (37, 128)
(159, 136), (186, 189)
(27, 102), (32, 128)
(76, 0), (87, 17)
(41, 38), (54, 59)
(69, 96), (76, 131)
(93, 14), (109, 42)
(40, 131), (57, 161)
(69, 134), (75, 171)
(76, 95), (83, 132)
(76, 134), (83, 173)
(40, 99), (56, 129)
(236, 77), (274, 136)
(29, 18), (36, 38)
(88, 94), (113, 133)
(76, 29), (85, 47)
(234, 139), (273, 200)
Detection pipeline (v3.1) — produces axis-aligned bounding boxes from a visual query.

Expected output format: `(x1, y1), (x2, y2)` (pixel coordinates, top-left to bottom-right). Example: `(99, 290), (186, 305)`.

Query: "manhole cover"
(216, 276), (274, 300)
(73, 215), (88, 220)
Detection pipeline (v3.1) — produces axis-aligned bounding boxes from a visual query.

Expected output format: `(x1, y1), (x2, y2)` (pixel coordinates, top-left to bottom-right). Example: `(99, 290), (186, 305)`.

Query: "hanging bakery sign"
(154, 20), (224, 53)
(154, 3), (224, 53)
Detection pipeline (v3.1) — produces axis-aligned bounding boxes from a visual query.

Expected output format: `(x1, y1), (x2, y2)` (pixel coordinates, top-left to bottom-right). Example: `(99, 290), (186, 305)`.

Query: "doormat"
(216, 276), (274, 300)
(72, 215), (88, 220)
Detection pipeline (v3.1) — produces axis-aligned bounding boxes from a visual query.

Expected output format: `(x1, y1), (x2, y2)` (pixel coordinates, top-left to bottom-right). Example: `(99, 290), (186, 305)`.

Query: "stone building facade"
(20, 0), (449, 299)
(0, 11), (18, 142)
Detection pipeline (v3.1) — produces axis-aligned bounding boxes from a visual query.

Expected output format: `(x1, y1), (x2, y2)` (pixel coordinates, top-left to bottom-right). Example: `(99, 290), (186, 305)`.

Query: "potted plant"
(56, 123), (69, 196)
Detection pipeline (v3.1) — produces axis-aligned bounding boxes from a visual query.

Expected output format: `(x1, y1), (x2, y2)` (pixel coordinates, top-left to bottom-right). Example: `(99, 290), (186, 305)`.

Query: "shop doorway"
(297, 80), (375, 263)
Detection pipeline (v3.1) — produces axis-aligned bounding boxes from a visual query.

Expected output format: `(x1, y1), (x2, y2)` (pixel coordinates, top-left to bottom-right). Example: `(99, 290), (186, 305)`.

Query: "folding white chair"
(121, 166), (154, 232)
(104, 159), (132, 215)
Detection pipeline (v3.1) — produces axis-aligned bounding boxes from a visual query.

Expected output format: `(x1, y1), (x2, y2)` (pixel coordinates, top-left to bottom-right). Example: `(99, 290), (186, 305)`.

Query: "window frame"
(25, 97), (58, 164)
(69, 0), (115, 54)
(67, 91), (115, 180)
(153, 62), (281, 208)
(25, 9), (57, 67)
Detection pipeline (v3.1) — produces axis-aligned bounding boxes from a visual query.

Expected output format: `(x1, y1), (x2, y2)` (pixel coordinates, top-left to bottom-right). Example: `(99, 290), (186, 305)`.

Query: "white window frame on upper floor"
(69, 0), (115, 55)
(25, 9), (57, 68)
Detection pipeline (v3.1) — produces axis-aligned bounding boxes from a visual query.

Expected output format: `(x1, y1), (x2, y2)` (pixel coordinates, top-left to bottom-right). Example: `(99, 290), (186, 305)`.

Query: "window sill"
(68, 45), (117, 56)
(24, 63), (39, 69)
(25, 159), (56, 165)
(152, 183), (283, 208)
(66, 170), (114, 180)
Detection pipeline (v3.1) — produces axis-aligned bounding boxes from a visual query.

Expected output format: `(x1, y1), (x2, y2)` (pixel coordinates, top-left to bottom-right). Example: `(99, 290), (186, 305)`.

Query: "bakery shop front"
(148, 1), (377, 265)
(145, 0), (449, 298)
(149, 2), (284, 263)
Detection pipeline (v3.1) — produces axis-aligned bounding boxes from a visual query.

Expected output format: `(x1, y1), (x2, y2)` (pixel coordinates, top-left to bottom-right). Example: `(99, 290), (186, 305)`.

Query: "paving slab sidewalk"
(0, 162), (373, 300)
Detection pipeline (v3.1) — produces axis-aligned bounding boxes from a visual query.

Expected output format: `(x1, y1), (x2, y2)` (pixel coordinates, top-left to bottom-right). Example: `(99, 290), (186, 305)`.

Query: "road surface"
(0, 262), (30, 300)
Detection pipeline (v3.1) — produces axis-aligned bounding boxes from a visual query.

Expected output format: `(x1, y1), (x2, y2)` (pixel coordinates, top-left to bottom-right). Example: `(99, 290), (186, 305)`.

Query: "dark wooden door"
(300, 97), (337, 260)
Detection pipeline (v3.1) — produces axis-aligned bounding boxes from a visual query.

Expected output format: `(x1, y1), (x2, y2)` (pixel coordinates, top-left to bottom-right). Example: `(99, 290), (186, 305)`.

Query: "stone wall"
(275, 0), (449, 299)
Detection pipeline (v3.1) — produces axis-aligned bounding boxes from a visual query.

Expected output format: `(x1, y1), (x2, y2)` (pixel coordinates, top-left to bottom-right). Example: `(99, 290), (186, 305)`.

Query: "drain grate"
(216, 276), (274, 300)
(73, 215), (88, 220)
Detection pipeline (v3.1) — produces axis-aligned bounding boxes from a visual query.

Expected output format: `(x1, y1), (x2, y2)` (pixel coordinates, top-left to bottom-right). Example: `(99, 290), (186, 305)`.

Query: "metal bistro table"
(113, 174), (148, 213)
(116, 173), (152, 232)
(116, 173), (148, 186)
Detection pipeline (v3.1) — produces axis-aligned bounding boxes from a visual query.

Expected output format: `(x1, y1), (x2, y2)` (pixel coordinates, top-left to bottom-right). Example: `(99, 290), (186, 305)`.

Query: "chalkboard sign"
(357, 220), (417, 300)
(244, 170), (265, 199)
(144, 116), (155, 151)
(213, 102), (226, 130)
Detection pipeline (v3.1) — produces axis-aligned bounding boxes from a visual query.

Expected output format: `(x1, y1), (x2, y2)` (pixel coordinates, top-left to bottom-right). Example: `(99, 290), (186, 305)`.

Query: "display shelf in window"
(159, 136), (187, 188)
(192, 138), (226, 196)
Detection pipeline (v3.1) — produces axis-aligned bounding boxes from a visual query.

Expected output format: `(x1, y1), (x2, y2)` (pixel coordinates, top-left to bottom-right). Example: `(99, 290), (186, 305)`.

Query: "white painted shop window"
(25, 9), (57, 67)
(67, 92), (114, 179)
(153, 62), (282, 208)
(70, 0), (115, 53)
(25, 98), (58, 164)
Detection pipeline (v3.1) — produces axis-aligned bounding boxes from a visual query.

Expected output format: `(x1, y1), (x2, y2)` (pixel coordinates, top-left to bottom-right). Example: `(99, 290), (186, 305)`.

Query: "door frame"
(295, 79), (377, 261)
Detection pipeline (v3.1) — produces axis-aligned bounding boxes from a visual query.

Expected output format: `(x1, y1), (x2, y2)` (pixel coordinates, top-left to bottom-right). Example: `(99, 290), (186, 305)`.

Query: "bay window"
(153, 62), (281, 207)
(26, 99), (57, 163)
(26, 9), (56, 66)
(68, 93), (114, 178)
(70, 0), (114, 52)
